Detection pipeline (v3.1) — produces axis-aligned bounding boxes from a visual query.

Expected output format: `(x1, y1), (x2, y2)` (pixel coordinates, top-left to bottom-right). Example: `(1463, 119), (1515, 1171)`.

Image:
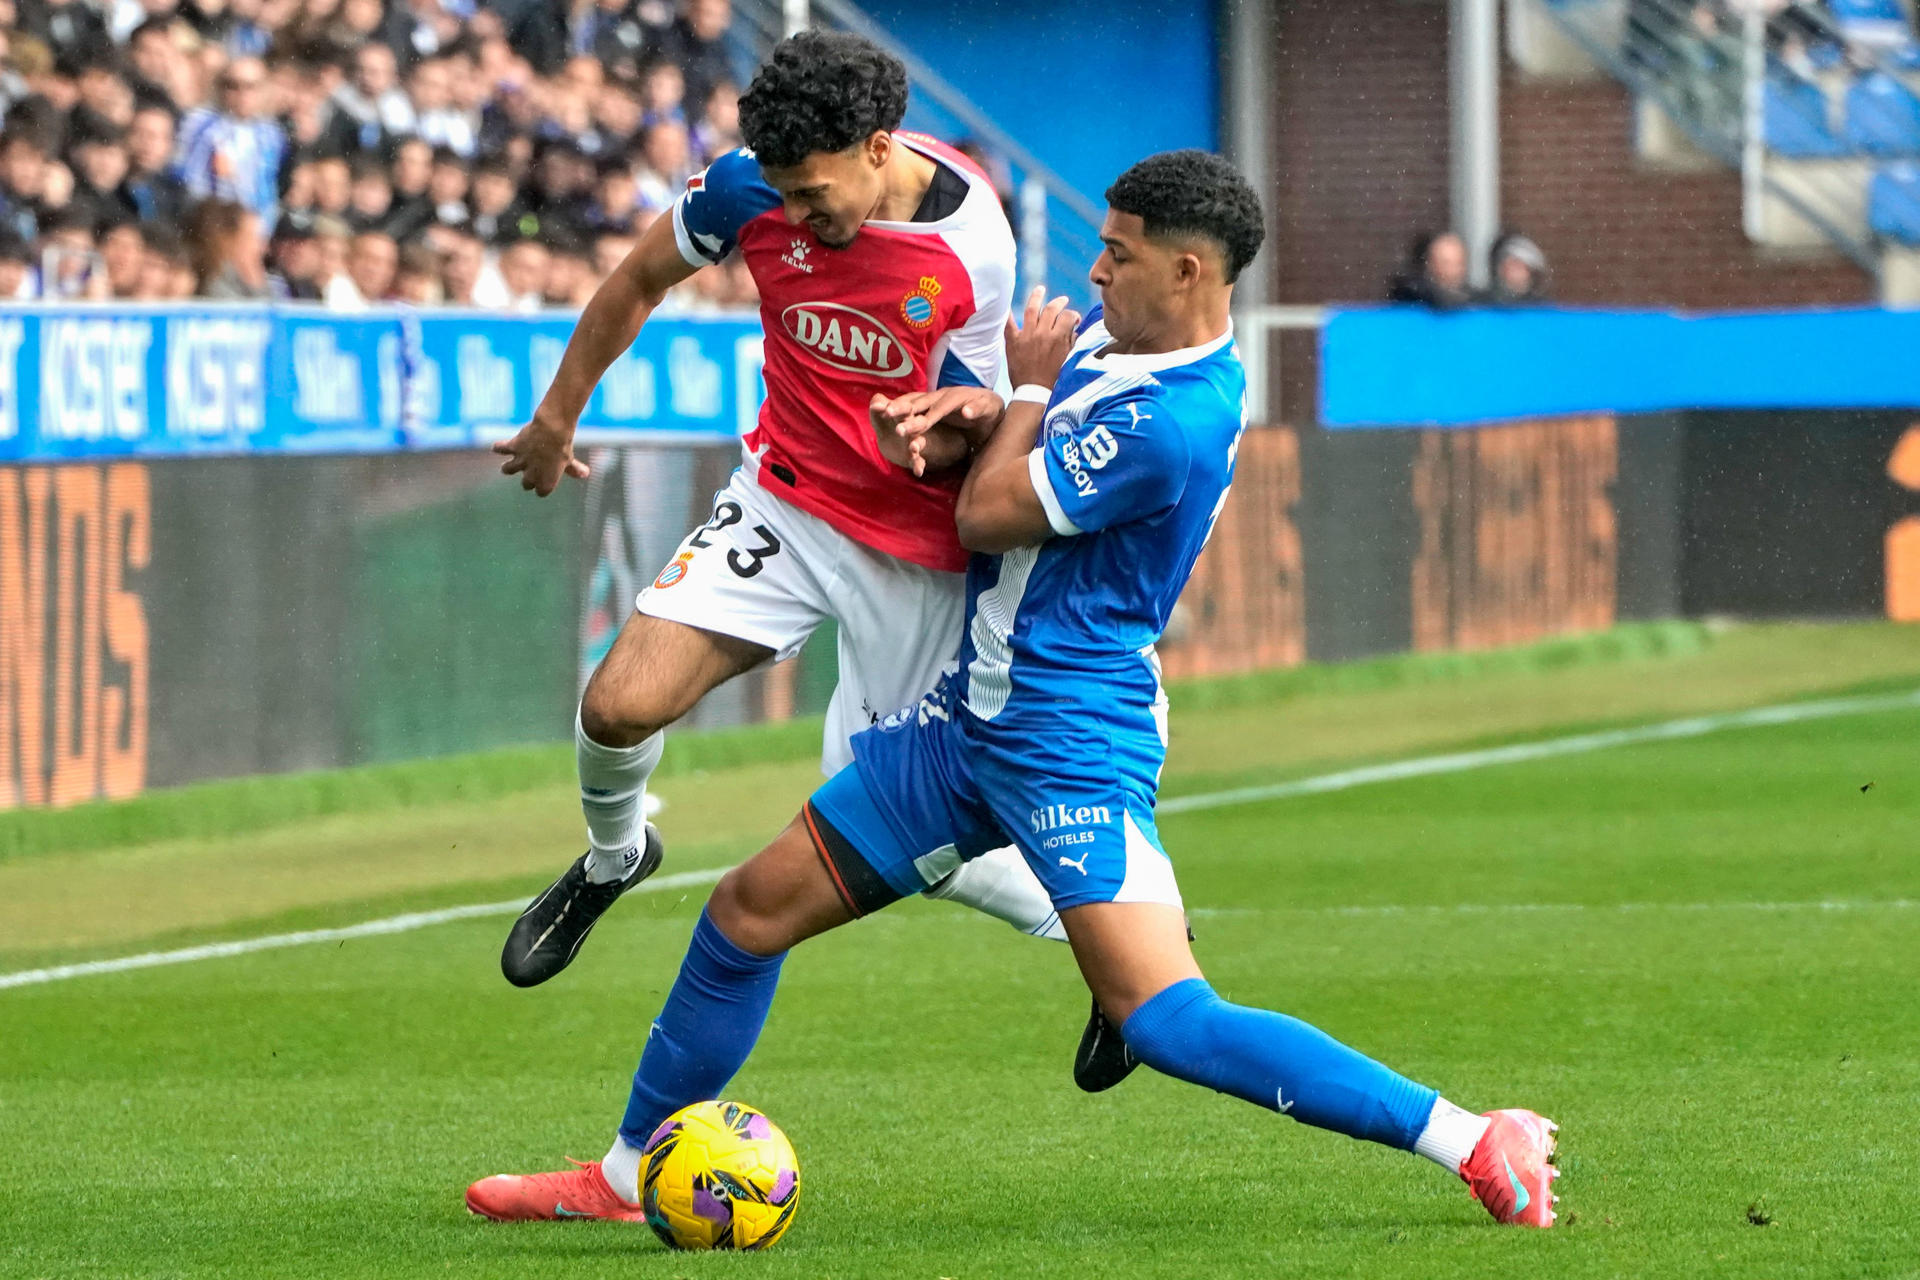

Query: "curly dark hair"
(1104, 150), (1266, 283)
(738, 31), (908, 169)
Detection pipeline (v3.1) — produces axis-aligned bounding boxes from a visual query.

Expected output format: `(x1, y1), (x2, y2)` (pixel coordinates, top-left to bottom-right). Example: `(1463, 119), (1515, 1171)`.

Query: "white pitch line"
(4, 686), (1916, 993)
(1157, 687), (1920, 815)
(1188, 898), (1920, 919)
(0, 868), (724, 992)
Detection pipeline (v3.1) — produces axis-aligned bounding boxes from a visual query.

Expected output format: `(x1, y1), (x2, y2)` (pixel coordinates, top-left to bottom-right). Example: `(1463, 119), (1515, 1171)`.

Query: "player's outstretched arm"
(492, 214), (702, 496)
(954, 288), (1078, 553)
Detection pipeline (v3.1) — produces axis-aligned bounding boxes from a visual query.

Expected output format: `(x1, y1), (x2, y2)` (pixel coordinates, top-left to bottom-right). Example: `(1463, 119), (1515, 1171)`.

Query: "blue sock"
(1120, 978), (1437, 1150)
(617, 909), (786, 1148)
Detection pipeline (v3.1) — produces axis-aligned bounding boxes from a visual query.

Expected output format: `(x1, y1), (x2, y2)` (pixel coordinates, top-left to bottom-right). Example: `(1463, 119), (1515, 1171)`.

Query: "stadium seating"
(1868, 160), (1920, 241)
(1844, 70), (1920, 155)
(1764, 72), (1851, 156)
(1827, 0), (1917, 50)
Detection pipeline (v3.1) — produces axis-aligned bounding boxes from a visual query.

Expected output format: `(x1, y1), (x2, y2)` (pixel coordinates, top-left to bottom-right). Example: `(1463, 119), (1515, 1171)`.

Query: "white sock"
(1413, 1097), (1491, 1174)
(601, 1134), (646, 1203)
(925, 847), (1067, 941)
(577, 709), (664, 884)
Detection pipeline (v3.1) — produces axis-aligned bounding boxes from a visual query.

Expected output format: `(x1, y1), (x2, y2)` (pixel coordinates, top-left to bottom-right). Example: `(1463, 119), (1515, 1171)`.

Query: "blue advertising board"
(1319, 306), (1920, 427)
(0, 304), (765, 462)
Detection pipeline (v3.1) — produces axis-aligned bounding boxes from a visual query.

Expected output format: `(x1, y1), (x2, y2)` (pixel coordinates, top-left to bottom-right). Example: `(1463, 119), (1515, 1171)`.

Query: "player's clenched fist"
(1004, 285), (1081, 390)
(493, 413), (593, 496)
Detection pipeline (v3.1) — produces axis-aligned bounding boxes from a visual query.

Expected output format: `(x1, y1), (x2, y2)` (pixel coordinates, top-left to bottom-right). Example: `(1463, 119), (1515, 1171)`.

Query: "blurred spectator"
(654, 0), (749, 114)
(184, 195), (268, 297)
(67, 119), (136, 225)
(407, 54), (477, 155)
(384, 134), (433, 238)
(527, 138), (593, 235)
(269, 212), (323, 298)
(331, 41), (409, 150)
(124, 18), (187, 108)
(74, 53), (136, 129)
(347, 226), (396, 300)
(437, 221), (492, 304)
(0, 131), (52, 242)
(591, 227), (632, 278)
(637, 56), (686, 126)
(309, 152), (351, 218)
(19, 0), (114, 68)
(592, 76), (642, 152)
(98, 214), (147, 295)
(138, 220), (195, 297)
(633, 116), (691, 210)
(467, 152), (523, 241)
(36, 207), (106, 298)
(497, 234), (547, 310)
(393, 239), (441, 303)
(691, 78), (738, 162)
(177, 55), (285, 221)
(587, 158), (638, 230)
(427, 146), (469, 225)
(1387, 230), (1472, 308)
(125, 102), (186, 220)
(346, 153), (393, 231)
(1483, 232), (1550, 305)
(0, 226), (34, 298)
(313, 214), (361, 305)
(541, 231), (595, 306)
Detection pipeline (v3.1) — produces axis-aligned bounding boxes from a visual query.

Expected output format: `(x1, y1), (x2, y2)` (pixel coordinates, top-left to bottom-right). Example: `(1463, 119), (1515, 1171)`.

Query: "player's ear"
(1173, 249), (1204, 291)
(863, 129), (891, 169)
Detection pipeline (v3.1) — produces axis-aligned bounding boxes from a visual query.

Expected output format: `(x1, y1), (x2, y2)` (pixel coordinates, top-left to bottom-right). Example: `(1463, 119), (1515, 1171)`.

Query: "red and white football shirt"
(670, 134), (1016, 573)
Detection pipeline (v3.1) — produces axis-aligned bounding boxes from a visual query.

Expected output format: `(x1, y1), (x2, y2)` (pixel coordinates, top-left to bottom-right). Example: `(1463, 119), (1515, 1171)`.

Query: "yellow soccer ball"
(639, 1100), (801, 1251)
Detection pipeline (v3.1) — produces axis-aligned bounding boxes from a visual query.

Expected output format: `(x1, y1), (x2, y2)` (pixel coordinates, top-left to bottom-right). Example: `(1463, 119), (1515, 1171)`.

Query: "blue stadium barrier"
(0, 304), (765, 463)
(1319, 306), (1920, 426)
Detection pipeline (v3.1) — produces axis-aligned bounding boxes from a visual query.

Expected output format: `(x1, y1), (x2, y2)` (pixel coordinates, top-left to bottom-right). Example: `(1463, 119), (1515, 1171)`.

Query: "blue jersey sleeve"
(1028, 392), (1191, 537)
(671, 148), (780, 268)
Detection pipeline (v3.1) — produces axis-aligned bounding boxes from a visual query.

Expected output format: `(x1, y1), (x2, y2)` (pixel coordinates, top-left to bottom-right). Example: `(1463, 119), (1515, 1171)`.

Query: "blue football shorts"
(803, 675), (1183, 916)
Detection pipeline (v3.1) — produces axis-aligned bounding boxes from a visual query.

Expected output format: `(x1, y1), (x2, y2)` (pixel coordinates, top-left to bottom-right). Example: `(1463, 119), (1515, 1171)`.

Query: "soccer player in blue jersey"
(467, 150), (1563, 1229)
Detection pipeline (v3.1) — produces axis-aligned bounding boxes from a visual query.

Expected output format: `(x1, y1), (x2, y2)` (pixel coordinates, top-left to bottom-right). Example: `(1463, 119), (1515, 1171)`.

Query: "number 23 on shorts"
(657, 499), (785, 587)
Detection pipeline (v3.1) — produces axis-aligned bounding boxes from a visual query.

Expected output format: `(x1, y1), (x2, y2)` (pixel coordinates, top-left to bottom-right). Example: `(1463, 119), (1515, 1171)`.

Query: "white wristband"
(1010, 384), (1052, 406)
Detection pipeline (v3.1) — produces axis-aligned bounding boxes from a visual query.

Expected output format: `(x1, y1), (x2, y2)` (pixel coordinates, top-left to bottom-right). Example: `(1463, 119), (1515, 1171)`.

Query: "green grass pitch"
(4, 621), (1919, 1278)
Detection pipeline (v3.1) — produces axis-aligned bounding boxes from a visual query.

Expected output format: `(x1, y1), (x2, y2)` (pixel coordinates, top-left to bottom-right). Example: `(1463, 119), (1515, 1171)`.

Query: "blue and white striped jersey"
(955, 312), (1247, 768)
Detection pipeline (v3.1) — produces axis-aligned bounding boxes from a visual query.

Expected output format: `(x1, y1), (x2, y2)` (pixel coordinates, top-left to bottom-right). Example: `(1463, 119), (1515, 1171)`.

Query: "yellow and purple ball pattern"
(639, 1100), (800, 1251)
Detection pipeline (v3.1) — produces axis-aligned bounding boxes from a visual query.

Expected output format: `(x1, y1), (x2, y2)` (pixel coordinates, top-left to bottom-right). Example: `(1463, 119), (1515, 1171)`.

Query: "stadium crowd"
(0, 0), (769, 308)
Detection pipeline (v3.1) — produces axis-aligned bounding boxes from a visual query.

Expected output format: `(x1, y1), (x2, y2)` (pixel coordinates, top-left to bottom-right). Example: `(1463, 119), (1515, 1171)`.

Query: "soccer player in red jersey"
(488, 32), (1117, 1174)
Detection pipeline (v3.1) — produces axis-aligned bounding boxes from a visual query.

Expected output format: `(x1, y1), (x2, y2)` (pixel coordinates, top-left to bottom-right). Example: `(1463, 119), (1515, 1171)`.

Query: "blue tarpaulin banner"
(0, 304), (765, 461)
(1318, 306), (1920, 427)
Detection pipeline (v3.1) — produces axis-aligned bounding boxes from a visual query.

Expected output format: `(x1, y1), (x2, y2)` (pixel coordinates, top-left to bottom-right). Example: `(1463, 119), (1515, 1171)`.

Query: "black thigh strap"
(801, 801), (907, 918)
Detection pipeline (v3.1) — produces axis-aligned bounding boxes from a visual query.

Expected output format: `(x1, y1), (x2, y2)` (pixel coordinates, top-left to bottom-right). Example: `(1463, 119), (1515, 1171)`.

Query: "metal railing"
(731, 0), (1108, 304)
(1534, 0), (1910, 278)
(1238, 305), (1327, 426)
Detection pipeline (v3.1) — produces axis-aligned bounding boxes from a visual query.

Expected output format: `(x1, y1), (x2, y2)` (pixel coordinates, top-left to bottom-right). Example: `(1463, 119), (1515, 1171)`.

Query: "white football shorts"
(636, 467), (966, 774)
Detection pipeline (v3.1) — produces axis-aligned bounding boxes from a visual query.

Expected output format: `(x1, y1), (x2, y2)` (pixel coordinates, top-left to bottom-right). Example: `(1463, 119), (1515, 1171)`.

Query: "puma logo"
(1058, 852), (1090, 875)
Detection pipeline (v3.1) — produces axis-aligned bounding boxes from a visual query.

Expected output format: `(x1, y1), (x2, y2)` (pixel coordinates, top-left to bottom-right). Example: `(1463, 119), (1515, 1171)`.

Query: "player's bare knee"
(578, 667), (680, 746)
(706, 866), (783, 956)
